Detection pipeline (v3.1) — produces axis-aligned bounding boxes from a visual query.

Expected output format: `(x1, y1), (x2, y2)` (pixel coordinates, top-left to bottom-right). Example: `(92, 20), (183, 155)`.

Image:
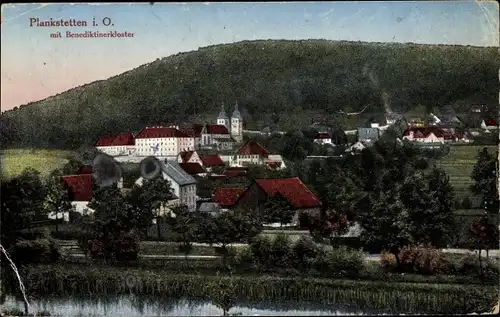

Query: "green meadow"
(0, 148), (76, 180)
(435, 145), (497, 201)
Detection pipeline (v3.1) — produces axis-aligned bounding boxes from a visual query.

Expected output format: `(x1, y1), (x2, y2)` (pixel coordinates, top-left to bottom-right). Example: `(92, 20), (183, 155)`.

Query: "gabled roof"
(252, 177), (322, 209)
(135, 127), (190, 139)
(483, 119), (498, 127)
(212, 187), (246, 207)
(237, 140), (270, 156)
(95, 136), (116, 147)
(200, 154), (225, 167)
(62, 174), (93, 201)
(179, 162), (206, 175)
(178, 150), (195, 163)
(161, 160), (197, 186)
(315, 133), (331, 140)
(403, 127), (445, 138)
(110, 132), (135, 146)
(78, 165), (93, 175)
(205, 124), (230, 135)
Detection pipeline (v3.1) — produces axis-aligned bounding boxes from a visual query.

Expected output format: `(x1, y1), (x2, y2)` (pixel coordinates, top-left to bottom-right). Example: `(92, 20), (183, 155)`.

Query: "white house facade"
(134, 126), (195, 157)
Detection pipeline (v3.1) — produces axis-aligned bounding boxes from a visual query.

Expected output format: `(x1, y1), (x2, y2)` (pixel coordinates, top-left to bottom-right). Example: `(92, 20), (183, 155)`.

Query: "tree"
(127, 177), (175, 240)
(262, 194), (295, 227)
(467, 217), (499, 272)
(85, 185), (144, 261)
(43, 176), (73, 233)
(171, 205), (197, 263)
(357, 190), (414, 266)
(471, 148), (499, 215)
(197, 208), (262, 271)
(1, 168), (47, 247)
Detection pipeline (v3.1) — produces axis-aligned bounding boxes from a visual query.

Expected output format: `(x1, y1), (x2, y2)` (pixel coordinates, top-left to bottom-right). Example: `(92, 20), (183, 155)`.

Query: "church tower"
(217, 102), (229, 130)
(231, 101), (243, 142)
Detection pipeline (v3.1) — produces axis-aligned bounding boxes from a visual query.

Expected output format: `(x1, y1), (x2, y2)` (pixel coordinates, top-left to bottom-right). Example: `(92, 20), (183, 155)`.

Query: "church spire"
(218, 102), (228, 119)
(232, 101), (241, 119)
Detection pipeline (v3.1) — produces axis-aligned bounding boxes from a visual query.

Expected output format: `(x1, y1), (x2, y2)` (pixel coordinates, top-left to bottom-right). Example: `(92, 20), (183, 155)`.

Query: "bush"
(292, 236), (324, 271)
(249, 235), (273, 268)
(269, 233), (293, 269)
(382, 246), (451, 275)
(9, 239), (60, 264)
(314, 246), (364, 277)
(455, 254), (499, 280)
(113, 232), (139, 262)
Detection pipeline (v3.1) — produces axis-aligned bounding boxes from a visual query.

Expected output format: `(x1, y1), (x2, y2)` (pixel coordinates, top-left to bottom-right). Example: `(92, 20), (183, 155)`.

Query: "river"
(2, 295), (372, 316)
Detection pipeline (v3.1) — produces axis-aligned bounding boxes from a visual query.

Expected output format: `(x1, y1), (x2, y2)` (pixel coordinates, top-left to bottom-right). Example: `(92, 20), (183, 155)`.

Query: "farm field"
(0, 148), (76, 180)
(435, 145), (497, 201)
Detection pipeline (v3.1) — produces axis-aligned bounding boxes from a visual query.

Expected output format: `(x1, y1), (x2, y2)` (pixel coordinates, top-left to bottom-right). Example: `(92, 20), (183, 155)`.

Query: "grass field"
(435, 145), (497, 200)
(0, 148), (76, 180)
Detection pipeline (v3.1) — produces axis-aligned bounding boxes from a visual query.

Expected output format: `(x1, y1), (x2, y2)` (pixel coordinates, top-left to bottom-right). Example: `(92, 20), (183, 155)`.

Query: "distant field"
(0, 148), (76, 180)
(435, 145), (497, 199)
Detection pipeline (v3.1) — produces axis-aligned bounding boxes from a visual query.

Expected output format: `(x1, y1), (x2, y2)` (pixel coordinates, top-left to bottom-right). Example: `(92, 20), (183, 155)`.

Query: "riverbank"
(3, 264), (498, 315)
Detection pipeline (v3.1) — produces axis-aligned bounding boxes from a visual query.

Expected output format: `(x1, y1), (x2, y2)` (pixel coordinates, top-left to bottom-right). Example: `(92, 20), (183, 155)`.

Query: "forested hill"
(1, 39), (499, 149)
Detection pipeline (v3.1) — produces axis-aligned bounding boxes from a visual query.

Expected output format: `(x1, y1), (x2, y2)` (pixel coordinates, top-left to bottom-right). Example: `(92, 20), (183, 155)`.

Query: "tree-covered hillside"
(1, 39), (498, 149)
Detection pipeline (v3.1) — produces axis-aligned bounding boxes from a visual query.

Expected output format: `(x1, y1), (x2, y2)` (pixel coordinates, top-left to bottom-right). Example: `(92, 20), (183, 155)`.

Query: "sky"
(1, 1), (499, 112)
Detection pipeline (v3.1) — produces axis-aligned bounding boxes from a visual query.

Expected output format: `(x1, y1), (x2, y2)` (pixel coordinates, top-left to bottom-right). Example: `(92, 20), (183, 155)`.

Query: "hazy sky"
(1, 1), (498, 112)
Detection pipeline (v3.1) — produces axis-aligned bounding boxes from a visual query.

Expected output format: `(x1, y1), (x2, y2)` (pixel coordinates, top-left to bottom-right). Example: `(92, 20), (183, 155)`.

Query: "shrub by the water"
(292, 235), (324, 271)
(9, 239), (60, 264)
(313, 246), (364, 278)
(268, 233), (293, 269)
(380, 247), (450, 275)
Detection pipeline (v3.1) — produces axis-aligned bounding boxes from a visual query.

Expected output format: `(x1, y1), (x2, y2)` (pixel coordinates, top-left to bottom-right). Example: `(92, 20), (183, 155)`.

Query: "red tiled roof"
(206, 124), (230, 135)
(237, 140), (270, 156)
(253, 177), (322, 209)
(179, 162), (206, 175)
(78, 165), (93, 175)
(484, 119), (498, 127)
(403, 127), (445, 138)
(95, 136), (116, 147)
(224, 167), (248, 178)
(316, 133), (331, 140)
(212, 187), (246, 207)
(200, 154), (225, 167)
(62, 174), (93, 201)
(209, 175), (227, 180)
(110, 132), (135, 146)
(135, 127), (189, 139)
(179, 151), (195, 163)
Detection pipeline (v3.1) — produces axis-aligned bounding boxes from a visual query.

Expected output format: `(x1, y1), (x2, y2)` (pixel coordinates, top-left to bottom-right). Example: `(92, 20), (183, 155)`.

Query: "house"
(50, 174), (95, 221)
(134, 126), (194, 157)
(234, 140), (269, 166)
(135, 160), (197, 212)
(265, 155), (287, 170)
(314, 132), (332, 145)
(197, 201), (220, 216)
(213, 137), (237, 151)
(223, 167), (248, 178)
(481, 119), (498, 130)
(200, 124), (231, 147)
(95, 136), (118, 156)
(199, 154), (226, 171)
(109, 132), (135, 156)
(235, 177), (322, 226)
(212, 187), (247, 211)
(357, 128), (379, 143)
(402, 127), (445, 143)
(179, 163), (207, 177)
(177, 150), (202, 165)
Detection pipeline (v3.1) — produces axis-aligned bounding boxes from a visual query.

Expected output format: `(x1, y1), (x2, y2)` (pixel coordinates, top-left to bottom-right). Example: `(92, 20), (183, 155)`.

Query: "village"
(54, 101), (498, 230)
